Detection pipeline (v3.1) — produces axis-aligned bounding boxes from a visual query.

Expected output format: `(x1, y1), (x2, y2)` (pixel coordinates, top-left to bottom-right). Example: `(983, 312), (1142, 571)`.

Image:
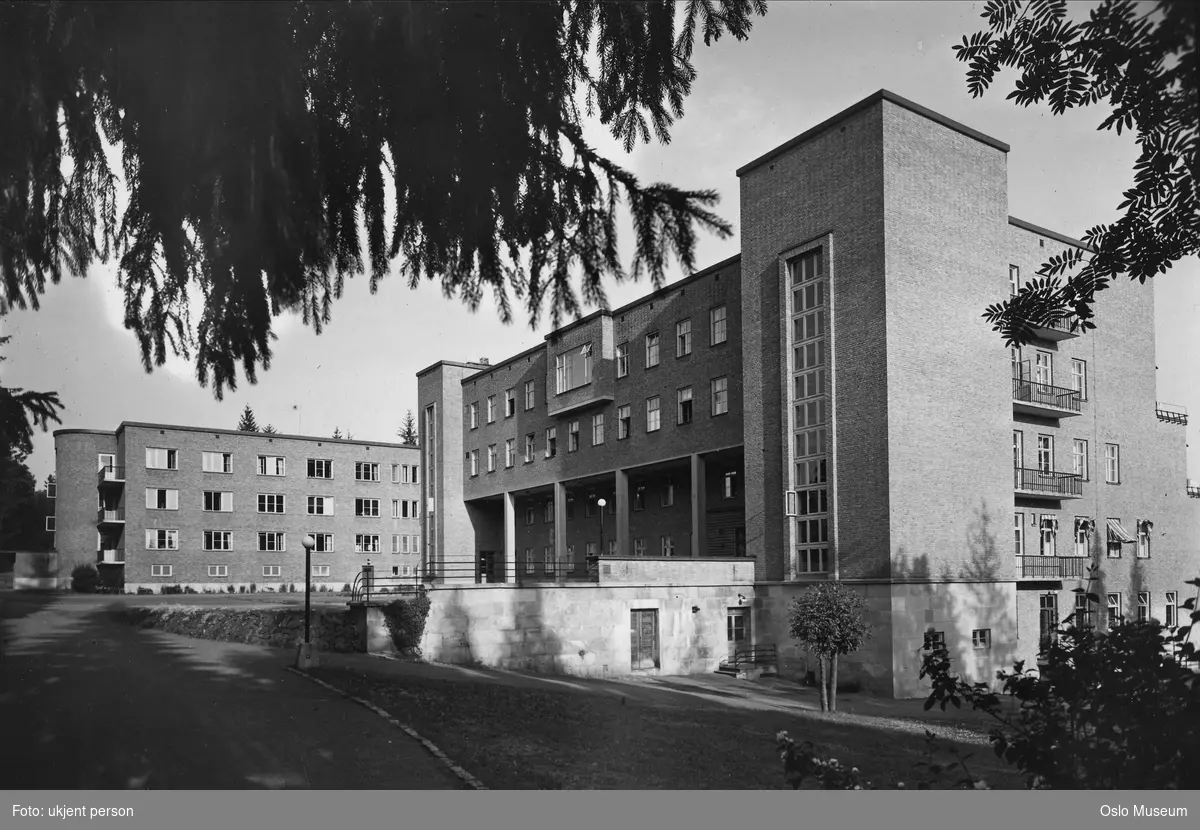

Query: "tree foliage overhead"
(0, 336), (63, 455)
(1, 0), (765, 400)
(956, 0), (1198, 345)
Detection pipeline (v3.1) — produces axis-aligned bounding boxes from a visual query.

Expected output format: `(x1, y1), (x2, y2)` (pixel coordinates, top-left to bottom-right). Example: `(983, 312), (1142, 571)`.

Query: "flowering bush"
(776, 729), (989, 790)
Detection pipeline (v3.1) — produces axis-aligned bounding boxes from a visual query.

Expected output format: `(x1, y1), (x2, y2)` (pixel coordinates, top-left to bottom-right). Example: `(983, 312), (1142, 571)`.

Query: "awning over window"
(1107, 518), (1136, 543)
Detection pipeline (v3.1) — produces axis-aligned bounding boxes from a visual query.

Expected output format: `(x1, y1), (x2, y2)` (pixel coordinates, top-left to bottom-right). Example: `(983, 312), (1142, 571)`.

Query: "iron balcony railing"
(98, 465), (126, 485)
(1014, 467), (1083, 497)
(1188, 484), (1200, 499)
(1012, 376), (1083, 413)
(1156, 403), (1188, 425)
(96, 508), (125, 523)
(1029, 314), (1081, 340)
(1058, 556), (1088, 578)
(1018, 556), (1089, 579)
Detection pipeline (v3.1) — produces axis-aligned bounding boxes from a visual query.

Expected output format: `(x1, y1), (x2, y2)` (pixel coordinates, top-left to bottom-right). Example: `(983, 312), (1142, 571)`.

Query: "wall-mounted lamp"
(691, 605), (700, 614)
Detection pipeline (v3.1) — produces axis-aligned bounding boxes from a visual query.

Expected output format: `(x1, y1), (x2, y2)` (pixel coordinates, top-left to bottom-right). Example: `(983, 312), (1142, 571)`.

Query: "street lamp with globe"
(295, 533), (319, 670)
(596, 498), (607, 557)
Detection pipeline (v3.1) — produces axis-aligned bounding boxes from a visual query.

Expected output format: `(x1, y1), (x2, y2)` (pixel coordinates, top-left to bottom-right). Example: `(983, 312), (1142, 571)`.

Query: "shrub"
(227, 584), (235, 593)
(288, 583), (296, 593)
(184, 586), (198, 594)
(342, 583), (351, 593)
(162, 584), (183, 595)
(136, 586), (153, 595)
(378, 596), (432, 652)
(238, 585), (246, 593)
(777, 729), (987, 790)
(70, 562), (99, 593)
(249, 583), (256, 593)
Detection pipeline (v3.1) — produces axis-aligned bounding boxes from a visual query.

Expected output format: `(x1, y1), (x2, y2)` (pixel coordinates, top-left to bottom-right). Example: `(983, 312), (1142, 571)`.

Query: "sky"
(4, 1), (1197, 488)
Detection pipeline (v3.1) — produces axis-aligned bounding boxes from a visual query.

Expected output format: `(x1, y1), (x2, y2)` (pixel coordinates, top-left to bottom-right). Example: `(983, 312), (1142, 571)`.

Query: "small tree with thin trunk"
(236, 404), (259, 432)
(788, 582), (871, 712)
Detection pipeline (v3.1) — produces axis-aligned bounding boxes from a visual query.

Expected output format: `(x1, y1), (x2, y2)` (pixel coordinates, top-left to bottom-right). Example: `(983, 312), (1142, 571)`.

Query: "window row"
(1012, 433), (1121, 482)
(1013, 514), (1152, 558)
(142, 530), (419, 554)
(148, 564), (335, 578)
(520, 474), (739, 524)
(1039, 591), (1180, 639)
(138, 450), (417, 483)
(138, 490), (418, 518)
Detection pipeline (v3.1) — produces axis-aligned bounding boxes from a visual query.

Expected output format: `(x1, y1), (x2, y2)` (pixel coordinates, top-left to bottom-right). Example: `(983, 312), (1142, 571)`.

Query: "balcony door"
(727, 608), (751, 660)
(1035, 352), (1053, 386)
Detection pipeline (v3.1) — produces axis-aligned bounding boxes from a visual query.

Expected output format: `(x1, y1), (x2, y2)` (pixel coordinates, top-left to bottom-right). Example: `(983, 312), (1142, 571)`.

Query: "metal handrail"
(1156, 402), (1188, 425)
(350, 568), (425, 603)
(97, 465), (126, 483)
(1012, 375), (1083, 412)
(1014, 467), (1083, 496)
(720, 644), (778, 670)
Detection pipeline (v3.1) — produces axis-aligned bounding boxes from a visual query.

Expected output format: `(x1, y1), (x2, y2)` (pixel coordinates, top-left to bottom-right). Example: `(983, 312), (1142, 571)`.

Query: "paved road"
(0, 593), (466, 789)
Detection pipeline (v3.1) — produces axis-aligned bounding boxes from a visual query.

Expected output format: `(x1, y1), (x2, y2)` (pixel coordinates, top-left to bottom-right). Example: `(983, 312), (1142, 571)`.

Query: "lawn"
(309, 666), (1028, 790)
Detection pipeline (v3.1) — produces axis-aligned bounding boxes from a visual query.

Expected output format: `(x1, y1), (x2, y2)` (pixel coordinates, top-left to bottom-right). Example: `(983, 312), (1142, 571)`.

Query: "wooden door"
(727, 608), (750, 660)
(630, 609), (659, 670)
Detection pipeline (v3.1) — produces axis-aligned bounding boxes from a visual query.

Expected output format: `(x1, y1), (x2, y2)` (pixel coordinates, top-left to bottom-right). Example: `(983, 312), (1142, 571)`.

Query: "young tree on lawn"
(236, 405), (259, 432)
(1, 1), (766, 399)
(787, 582), (871, 712)
(398, 410), (418, 446)
(261, 424), (278, 434)
(955, 0), (1198, 345)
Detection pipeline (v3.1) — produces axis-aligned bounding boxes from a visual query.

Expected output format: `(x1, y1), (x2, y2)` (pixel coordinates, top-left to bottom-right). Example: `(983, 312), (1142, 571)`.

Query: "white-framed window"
(487, 444), (497, 472)
(1072, 439), (1088, 480)
(208, 565), (229, 578)
(151, 564), (173, 577)
(710, 305), (727, 345)
(410, 466), (418, 485)
(145, 529), (179, 550)
(1034, 351), (1053, 386)
(646, 396), (661, 432)
(263, 565), (281, 577)
(568, 421), (580, 452)
(202, 451), (232, 473)
(676, 319), (692, 357)
(723, 471), (738, 499)
(355, 534), (380, 553)
(1038, 593), (1058, 647)
(678, 387), (693, 424)
(1106, 518), (1123, 558)
(555, 344), (594, 393)
(1071, 359), (1087, 399)
(1009, 264), (1020, 296)
(392, 534), (402, 553)
(258, 493), (286, 514)
(661, 479), (674, 507)
(1037, 435), (1053, 473)
(565, 544), (576, 572)
(391, 464), (400, 483)
(543, 545), (554, 574)
(1136, 519), (1152, 558)
(203, 491), (233, 512)
(505, 439), (515, 468)
(46, 516), (56, 531)
(468, 402), (479, 429)
(203, 530), (232, 551)
(47, 480), (57, 499)
(1013, 430), (1023, 468)
(307, 458), (332, 479)
(355, 498), (380, 517)
(355, 462), (379, 481)
(524, 380), (535, 410)
(146, 448), (178, 470)
(972, 629), (992, 650)
(524, 433), (535, 463)
(525, 548), (535, 574)
(1107, 592), (1121, 627)
(616, 342), (629, 378)
(592, 413), (605, 445)
(258, 532), (286, 552)
(1014, 512), (1024, 556)
(468, 449), (479, 476)
(1137, 591), (1150, 623)
(617, 405), (631, 439)
(645, 332), (660, 368)
(712, 377), (729, 415)
(486, 395), (496, 423)
(797, 547), (829, 573)
(1166, 592), (1178, 628)
(1074, 592), (1093, 628)
(661, 535), (675, 556)
(258, 455), (285, 476)
(307, 496), (333, 516)
(505, 388), (516, 417)
(1074, 517), (1090, 557)
(145, 488), (179, 510)
(633, 538), (646, 556)
(544, 499), (554, 523)
(311, 565), (331, 577)
(308, 533), (333, 552)
(1040, 515), (1058, 557)
(545, 427), (557, 458)
(1105, 443), (1120, 483)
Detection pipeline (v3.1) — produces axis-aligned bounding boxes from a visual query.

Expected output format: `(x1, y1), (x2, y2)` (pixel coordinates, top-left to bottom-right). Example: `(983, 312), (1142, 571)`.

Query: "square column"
(554, 481), (568, 576)
(615, 468), (630, 557)
(503, 491), (516, 583)
(690, 453), (707, 558)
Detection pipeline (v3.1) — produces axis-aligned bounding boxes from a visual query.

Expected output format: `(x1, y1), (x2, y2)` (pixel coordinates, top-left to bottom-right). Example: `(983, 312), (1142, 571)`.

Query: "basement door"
(727, 608), (750, 660)
(630, 609), (660, 670)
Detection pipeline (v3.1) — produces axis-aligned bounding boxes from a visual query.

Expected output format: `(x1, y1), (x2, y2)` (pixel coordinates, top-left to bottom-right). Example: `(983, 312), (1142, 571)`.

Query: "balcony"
(98, 548), (125, 565)
(98, 465), (126, 486)
(1018, 556), (1089, 579)
(1188, 483), (1200, 499)
(1028, 314), (1080, 342)
(96, 508), (125, 524)
(1014, 467), (1083, 500)
(1156, 403), (1188, 425)
(1012, 376), (1082, 418)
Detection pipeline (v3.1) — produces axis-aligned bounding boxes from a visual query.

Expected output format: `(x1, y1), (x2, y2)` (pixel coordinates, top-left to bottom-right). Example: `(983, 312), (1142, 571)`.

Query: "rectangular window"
(645, 332), (660, 368)
(355, 498), (380, 517)
(208, 565), (229, 578)
(633, 538), (646, 557)
(565, 493), (575, 520)
(145, 488), (179, 510)
(677, 387), (693, 425)
(592, 413), (605, 445)
(392, 534), (401, 553)
(723, 472), (738, 499)
(355, 462), (379, 482)
(1013, 430), (1023, 469)
(797, 547), (829, 574)
(355, 534), (380, 553)
(505, 389), (516, 417)
(543, 545), (554, 574)
(1074, 517), (1090, 557)
(203, 530), (232, 551)
(307, 458), (332, 479)
(392, 499), (400, 519)
(258, 531), (285, 552)
(1107, 593), (1121, 628)
(1107, 518), (1123, 558)
(1014, 512), (1025, 556)
(46, 516), (56, 531)
(712, 377), (729, 415)
(1074, 592), (1094, 629)
(524, 433), (535, 463)
(1037, 435), (1053, 473)
(411, 466), (419, 485)
(586, 541), (598, 558)
(487, 444), (497, 472)
(505, 439), (515, 468)
(486, 396), (496, 423)
(1105, 444), (1120, 483)
(661, 479), (675, 507)
(307, 496), (333, 516)
(923, 630), (946, 651)
(151, 564), (173, 577)
(310, 533), (333, 553)
(1136, 591), (1149, 623)
(616, 343), (629, 378)
(972, 629), (992, 650)
(545, 427), (557, 458)
(258, 494), (286, 514)
(646, 396), (661, 432)
(1072, 439), (1088, 480)
(544, 499), (554, 523)
(263, 565), (281, 577)
(661, 535), (675, 556)
(392, 464), (400, 483)
(145, 529), (179, 550)
(202, 451), (233, 473)
(203, 491), (233, 512)
(617, 405), (631, 439)
(676, 319), (692, 357)
(468, 402), (478, 429)
(47, 481), (57, 499)
(568, 421), (580, 452)
(257, 455), (285, 476)
(524, 381), (535, 410)
(1136, 519), (1151, 559)
(1009, 264), (1020, 296)
(1035, 351), (1053, 386)
(311, 565), (331, 577)
(634, 483), (646, 511)
(710, 305), (727, 345)
(565, 544), (575, 572)
(468, 449), (479, 476)
(525, 505), (535, 526)
(1071, 359), (1087, 399)
(584, 493), (597, 518)
(146, 448), (178, 470)
(525, 548), (535, 574)
(1039, 594), (1058, 648)
(1040, 515), (1058, 557)
(1165, 592), (1177, 628)
(555, 344), (594, 393)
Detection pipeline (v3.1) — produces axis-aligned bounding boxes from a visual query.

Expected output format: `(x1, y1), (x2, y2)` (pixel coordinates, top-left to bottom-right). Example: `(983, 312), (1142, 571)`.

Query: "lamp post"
(596, 498), (606, 557)
(295, 534), (319, 670)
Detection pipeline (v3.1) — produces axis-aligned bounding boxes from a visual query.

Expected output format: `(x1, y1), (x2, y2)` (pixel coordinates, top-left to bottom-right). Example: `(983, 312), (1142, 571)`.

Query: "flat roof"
(1008, 216), (1095, 253)
(56, 421), (416, 449)
(415, 359), (492, 379)
(736, 89), (1010, 178)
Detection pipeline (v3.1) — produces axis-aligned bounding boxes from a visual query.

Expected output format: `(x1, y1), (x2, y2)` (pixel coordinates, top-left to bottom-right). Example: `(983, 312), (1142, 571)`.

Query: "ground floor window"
(1039, 593), (1058, 650)
(631, 609), (660, 670)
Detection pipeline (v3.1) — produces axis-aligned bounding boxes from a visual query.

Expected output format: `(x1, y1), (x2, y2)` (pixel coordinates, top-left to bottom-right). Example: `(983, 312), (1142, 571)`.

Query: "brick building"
(52, 423), (421, 591)
(417, 90), (1200, 696)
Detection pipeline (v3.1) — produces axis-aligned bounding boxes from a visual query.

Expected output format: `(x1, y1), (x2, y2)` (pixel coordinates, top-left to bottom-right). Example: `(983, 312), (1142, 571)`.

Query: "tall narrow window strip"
(710, 305), (727, 345)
